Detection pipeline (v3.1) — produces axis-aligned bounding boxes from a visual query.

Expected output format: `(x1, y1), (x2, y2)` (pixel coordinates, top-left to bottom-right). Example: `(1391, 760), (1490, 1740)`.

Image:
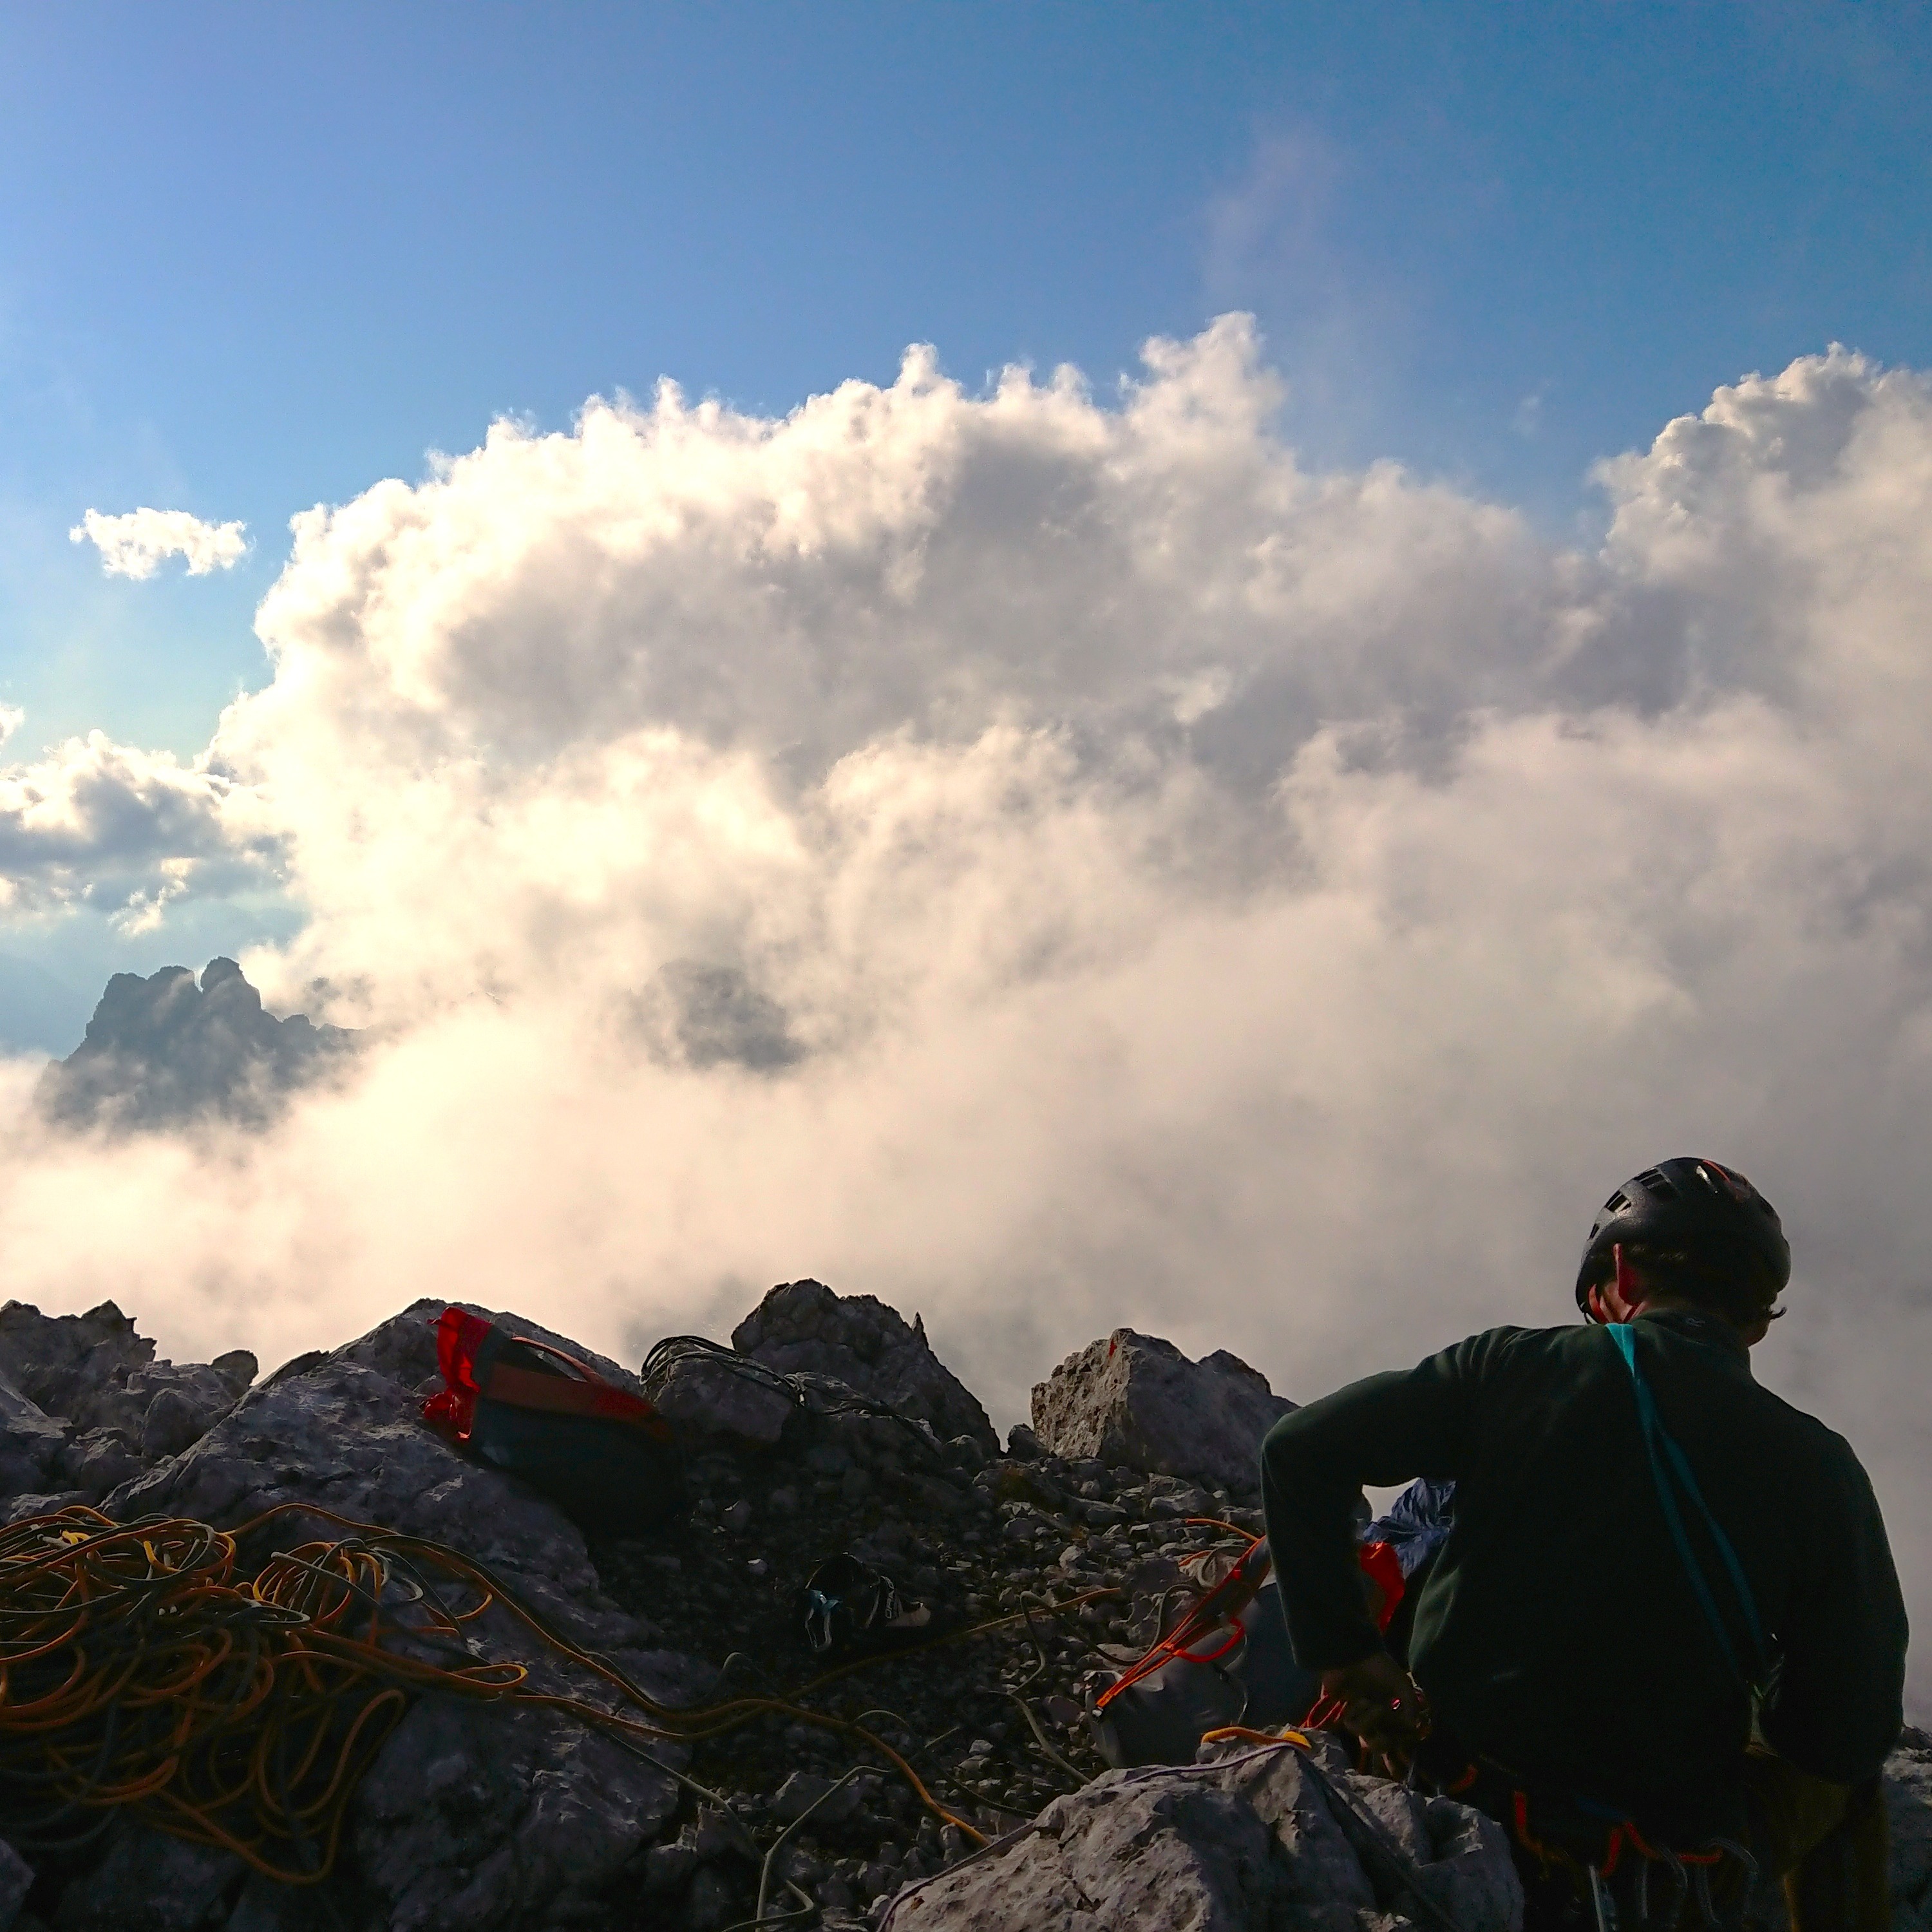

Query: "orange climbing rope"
(0, 1502), (1112, 1884)
(1093, 1530), (1273, 1714)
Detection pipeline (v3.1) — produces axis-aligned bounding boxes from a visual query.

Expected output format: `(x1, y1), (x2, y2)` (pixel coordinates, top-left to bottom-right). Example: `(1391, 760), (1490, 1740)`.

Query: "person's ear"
(1611, 1242), (1641, 1316)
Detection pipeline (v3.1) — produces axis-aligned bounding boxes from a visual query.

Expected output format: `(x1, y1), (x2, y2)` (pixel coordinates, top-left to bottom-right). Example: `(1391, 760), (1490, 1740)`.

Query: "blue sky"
(3, 1), (1931, 1037)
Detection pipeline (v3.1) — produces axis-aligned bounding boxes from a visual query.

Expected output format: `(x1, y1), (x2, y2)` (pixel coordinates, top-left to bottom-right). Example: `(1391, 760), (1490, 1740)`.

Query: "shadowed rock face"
(732, 1279), (999, 1455)
(35, 956), (358, 1132)
(0, 1300), (257, 1506)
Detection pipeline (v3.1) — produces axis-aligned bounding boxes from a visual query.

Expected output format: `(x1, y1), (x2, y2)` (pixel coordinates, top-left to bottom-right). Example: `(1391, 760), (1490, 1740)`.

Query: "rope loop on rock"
(0, 1501), (1117, 1884)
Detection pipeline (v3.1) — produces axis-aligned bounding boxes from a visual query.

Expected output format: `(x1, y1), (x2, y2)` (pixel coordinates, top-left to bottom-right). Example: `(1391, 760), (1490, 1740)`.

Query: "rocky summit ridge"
(0, 1283), (1921, 1932)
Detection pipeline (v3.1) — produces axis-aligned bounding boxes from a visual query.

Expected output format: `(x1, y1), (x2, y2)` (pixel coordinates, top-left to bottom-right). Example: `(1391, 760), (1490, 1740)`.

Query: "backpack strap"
(1608, 1323), (1768, 1687)
(482, 1332), (677, 1443)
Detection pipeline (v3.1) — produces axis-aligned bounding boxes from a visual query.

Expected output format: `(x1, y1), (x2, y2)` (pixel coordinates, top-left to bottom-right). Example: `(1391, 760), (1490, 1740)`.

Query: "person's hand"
(1320, 1651), (1429, 1773)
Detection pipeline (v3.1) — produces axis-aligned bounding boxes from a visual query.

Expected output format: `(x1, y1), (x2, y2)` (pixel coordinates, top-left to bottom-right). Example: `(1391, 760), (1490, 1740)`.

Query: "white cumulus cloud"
(70, 506), (249, 580)
(6, 324), (1932, 1710)
(0, 727), (272, 921)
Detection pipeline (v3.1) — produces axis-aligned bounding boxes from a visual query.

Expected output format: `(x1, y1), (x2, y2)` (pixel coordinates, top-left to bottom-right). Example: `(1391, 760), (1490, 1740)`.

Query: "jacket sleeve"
(1758, 1433), (1908, 1784)
(1260, 1333), (1492, 1673)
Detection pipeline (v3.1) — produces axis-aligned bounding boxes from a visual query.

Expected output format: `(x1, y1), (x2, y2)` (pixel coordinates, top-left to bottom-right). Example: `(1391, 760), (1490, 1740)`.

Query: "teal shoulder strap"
(1607, 1323), (1767, 1687)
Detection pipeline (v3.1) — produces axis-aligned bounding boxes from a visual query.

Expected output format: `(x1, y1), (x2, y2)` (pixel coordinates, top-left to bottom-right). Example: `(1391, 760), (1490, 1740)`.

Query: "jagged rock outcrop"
(893, 1729), (1523, 1932)
(323, 1294), (645, 1403)
(732, 1280), (999, 1455)
(350, 1693), (687, 1932)
(0, 1300), (153, 1417)
(647, 1347), (798, 1449)
(1030, 1328), (1298, 1495)
(106, 1353), (634, 1649)
(0, 1300), (256, 1509)
(35, 957), (358, 1132)
(636, 959), (804, 1072)
(50, 1819), (240, 1932)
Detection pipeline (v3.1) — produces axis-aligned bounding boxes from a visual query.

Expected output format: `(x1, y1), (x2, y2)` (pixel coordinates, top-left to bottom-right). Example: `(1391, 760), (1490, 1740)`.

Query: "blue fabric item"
(1365, 1475), (1457, 1579)
(1607, 1322), (1768, 1687)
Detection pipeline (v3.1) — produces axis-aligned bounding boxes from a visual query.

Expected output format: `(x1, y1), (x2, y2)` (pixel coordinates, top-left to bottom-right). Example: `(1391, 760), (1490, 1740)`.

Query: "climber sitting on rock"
(1261, 1157), (1908, 1929)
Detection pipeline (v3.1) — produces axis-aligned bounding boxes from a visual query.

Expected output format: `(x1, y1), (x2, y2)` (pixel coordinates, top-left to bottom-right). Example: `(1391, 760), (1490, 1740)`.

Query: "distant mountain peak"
(36, 958), (359, 1132)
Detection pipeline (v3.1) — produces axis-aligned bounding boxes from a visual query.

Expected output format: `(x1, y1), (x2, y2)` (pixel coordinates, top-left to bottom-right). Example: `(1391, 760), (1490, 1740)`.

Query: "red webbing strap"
(1359, 1540), (1406, 1631)
(1505, 1782), (1727, 1884)
(421, 1307), (493, 1443)
(419, 1309), (677, 1446)
(1096, 1535), (1273, 1712)
(481, 1359), (676, 1442)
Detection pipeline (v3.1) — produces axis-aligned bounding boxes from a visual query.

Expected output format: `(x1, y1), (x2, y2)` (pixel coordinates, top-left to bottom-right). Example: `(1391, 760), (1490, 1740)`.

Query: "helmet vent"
(1634, 1168), (1677, 1198)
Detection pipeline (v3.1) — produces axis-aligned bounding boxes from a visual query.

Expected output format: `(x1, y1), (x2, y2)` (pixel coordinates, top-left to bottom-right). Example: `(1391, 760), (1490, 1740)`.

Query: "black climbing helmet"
(1574, 1157), (1791, 1314)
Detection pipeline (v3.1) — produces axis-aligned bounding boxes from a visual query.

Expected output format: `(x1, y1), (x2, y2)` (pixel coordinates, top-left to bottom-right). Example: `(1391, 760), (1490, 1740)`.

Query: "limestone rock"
(102, 1350), (636, 1653)
(52, 1819), (239, 1931)
(771, 1772), (864, 1826)
(1030, 1329), (1297, 1494)
(891, 1736), (1522, 1932)
(907, 1776), (1277, 1931)
(223, 1872), (346, 1931)
(82, 1361), (238, 1450)
(57, 1427), (142, 1502)
(0, 1302), (151, 1421)
(351, 1694), (681, 1932)
(646, 1347), (796, 1449)
(86, 1307), (714, 1931)
(334, 1294), (646, 1401)
(0, 1303), (252, 1501)
(210, 1349), (258, 1394)
(0, 1376), (69, 1499)
(636, 959), (804, 1072)
(732, 1280), (998, 1454)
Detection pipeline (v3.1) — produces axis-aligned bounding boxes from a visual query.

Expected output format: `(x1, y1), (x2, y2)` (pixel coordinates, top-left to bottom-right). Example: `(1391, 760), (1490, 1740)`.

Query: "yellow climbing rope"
(0, 1502), (1114, 1883)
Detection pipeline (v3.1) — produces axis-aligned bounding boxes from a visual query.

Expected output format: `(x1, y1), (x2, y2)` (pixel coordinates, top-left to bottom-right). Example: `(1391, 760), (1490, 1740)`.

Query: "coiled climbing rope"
(0, 1502), (1113, 1886)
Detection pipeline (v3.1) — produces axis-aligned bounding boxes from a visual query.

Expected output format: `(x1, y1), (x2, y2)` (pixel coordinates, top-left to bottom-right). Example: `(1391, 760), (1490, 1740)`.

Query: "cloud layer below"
(7, 320), (1931, 1705)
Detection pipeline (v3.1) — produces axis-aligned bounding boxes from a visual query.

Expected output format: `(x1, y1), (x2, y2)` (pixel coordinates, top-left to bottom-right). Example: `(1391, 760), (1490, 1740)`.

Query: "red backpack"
(422, 1307), (684, 1535)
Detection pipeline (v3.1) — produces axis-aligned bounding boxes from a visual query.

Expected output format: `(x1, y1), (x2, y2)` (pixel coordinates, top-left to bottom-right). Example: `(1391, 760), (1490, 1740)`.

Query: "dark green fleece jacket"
(1261, 1311), (1907, 1839)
